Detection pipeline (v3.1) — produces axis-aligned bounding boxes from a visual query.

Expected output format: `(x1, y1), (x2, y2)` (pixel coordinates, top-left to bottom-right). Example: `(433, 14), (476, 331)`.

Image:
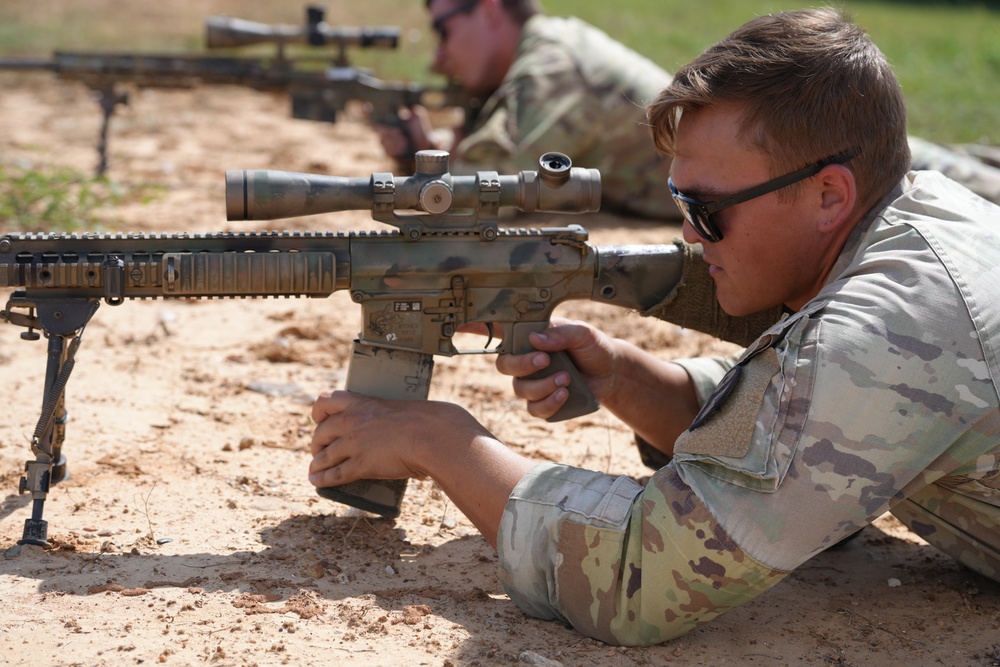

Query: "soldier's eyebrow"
(690, 185), (729, 199)
(666, 167), (729, 201)
(669, 179), (729, 201)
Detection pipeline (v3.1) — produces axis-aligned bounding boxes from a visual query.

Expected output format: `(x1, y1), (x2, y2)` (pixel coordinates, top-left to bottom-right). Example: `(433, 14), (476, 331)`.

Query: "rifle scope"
(206, 16), (399, 50)
(225, 151), (601, 221)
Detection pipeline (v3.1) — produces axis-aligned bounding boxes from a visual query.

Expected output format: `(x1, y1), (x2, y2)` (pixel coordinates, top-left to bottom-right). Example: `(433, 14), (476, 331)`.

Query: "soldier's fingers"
(511, 370), (571, 403)
(496, 349), (549, 378)
(400, 107), (432, 149)
(309, 411), (344, 456)
(308, 434), (352, 479)
(308, 448), (357, 488)
(310, 391), (368, 456)
(311, 390), (355, 426)
(407, 104), (433, 130)
(525, 386), (571, 421)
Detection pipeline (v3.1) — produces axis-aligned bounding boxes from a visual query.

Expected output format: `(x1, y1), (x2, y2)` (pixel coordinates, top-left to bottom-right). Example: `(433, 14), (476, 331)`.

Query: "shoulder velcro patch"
(674, 347), (781, 459)
(688, 364), (742, 431)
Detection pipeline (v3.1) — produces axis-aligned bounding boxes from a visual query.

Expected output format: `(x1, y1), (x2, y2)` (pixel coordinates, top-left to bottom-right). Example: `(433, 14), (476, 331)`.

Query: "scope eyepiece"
(539, 152), (572, 187)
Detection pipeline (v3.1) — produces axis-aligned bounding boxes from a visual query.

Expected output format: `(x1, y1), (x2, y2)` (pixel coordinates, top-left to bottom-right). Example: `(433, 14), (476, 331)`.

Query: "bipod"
(93, 84), (129, 177)
(13, 299), (100, 546)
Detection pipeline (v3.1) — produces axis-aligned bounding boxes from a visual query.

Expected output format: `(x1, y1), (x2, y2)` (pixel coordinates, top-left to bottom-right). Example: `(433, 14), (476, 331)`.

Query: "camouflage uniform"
(451, 16), (680, 221)
(909, 136), (1000, 204)
(496, 171), (1000, 646)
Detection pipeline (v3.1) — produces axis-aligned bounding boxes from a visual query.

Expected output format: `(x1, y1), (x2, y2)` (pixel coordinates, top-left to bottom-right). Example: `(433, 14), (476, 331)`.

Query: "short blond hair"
(648, 9), (910, 209)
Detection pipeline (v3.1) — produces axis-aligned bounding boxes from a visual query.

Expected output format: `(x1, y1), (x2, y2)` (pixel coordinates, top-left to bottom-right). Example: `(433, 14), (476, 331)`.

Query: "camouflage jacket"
(496, 171), (1000, 645)
(451, 15), (680, 220)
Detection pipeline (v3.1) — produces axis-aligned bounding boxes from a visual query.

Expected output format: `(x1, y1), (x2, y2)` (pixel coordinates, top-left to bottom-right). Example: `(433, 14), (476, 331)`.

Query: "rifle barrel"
(0, 57), (56, 71)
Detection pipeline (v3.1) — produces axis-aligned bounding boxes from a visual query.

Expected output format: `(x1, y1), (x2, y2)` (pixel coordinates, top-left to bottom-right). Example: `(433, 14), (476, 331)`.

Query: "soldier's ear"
(816, 164), (857, 234)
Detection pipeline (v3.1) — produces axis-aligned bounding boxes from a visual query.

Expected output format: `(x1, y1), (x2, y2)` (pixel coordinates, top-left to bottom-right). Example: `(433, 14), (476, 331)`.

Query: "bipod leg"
(93, 84), (128, 177)
(17, 301), (98, 546)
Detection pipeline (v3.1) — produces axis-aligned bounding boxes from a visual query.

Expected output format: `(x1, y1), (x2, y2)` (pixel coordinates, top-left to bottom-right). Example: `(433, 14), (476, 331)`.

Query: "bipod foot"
(18, 518), (49, 547)
(17, 454), (66, 548)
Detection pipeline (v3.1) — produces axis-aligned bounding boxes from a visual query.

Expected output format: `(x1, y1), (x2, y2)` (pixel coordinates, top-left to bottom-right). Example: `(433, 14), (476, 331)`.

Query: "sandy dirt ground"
(1, 21), (1000, 667)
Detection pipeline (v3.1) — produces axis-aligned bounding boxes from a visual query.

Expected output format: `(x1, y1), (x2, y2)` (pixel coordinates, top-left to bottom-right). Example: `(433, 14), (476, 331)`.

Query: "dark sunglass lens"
(673, 198), (689, 219)
(697, 221), (715, 243)
(691, 208), (720, 243)
(669, 180), (721, 242)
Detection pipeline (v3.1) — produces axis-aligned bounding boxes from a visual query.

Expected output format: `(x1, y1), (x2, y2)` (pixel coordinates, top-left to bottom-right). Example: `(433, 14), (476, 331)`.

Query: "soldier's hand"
(375, 105), (437, 161)
(309, 390), (489, 487)
(495, 319), (618, 420)
(376, 124), (411, 161)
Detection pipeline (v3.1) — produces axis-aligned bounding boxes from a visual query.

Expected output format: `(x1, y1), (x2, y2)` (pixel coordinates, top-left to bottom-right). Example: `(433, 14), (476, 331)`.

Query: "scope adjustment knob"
(419, 180), (454, 214)
(414, 149), (450, 176)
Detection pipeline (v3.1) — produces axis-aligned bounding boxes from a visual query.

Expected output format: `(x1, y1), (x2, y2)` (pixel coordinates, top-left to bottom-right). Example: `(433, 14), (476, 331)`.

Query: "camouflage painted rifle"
(0, 6), (473, 175)
(0, 151), (684, 545)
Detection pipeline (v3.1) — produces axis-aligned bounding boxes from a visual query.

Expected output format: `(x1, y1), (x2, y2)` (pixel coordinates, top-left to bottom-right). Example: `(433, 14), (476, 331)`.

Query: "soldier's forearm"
(600, 340), (700, 456)
(418, 434), (536, 549)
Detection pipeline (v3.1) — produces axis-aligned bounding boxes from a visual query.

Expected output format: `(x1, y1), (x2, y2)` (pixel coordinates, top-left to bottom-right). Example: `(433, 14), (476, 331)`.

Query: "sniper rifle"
(0, 151), (684, 546)
(0, 6), (474, 175)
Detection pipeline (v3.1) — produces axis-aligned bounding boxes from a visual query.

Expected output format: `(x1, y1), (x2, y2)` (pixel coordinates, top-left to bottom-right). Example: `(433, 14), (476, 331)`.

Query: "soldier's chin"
(715, 290), (760, 319)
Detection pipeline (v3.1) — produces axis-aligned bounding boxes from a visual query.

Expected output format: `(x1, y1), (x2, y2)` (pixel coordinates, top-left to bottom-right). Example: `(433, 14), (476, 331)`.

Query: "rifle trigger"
(485, 322), (495, 350)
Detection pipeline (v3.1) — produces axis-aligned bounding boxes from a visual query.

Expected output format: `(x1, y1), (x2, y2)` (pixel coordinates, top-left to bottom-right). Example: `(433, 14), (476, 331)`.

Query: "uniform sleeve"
(670, 357), (735, 406)
(631, 358), (736, 471)
(496, 461), (787, 646)
(451, 47), (597, 175)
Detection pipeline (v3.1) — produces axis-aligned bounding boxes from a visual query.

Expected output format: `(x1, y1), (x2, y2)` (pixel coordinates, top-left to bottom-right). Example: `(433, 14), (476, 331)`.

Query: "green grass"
(0, 161), (162, 233)
(540, 0), (1000, 145)
(846, 2), (1000, 144)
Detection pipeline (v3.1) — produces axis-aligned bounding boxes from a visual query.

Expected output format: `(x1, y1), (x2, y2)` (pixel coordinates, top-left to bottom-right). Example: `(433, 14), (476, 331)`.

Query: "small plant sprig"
(0, 160), (160, 233)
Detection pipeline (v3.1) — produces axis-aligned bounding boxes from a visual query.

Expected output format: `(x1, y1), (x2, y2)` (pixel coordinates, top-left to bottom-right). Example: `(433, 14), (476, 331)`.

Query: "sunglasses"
(668, 149), (858, 243)
(431, 0), (480, 42)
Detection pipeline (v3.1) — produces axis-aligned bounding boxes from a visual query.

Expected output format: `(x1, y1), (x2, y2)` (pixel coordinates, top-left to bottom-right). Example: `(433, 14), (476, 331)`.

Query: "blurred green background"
(1, 0), (998, 144)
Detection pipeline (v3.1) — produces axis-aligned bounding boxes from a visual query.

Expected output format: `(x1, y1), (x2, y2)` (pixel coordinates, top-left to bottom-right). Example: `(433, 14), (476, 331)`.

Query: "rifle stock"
(1, 151), (684, 537)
